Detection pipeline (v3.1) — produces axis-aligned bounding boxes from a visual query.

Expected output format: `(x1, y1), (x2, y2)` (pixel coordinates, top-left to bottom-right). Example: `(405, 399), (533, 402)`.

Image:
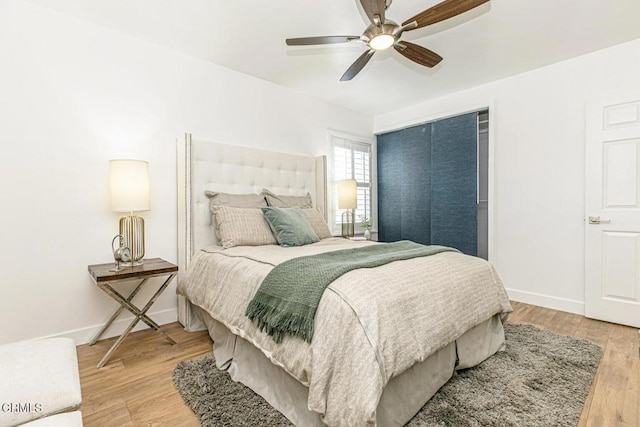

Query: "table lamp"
(337, 179), (357, 238)
(109, 159), (150, 266)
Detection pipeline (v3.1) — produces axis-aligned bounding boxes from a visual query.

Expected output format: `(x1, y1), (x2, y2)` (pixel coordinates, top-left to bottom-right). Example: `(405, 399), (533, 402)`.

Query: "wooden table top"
(88, 258), (178, 282)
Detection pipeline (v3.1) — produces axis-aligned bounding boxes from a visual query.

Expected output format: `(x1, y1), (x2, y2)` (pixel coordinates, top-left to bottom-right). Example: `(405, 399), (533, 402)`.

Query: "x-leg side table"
(88, 258), (178, 368)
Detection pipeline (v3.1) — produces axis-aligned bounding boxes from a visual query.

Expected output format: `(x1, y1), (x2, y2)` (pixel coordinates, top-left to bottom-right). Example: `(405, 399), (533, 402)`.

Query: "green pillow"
(262, 207), (320, 247)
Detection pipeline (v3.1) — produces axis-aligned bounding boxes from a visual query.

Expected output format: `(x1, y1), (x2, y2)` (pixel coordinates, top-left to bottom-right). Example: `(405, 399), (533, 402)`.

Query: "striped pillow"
(212, 206), (277, 249)
(302, 208), (333, 239)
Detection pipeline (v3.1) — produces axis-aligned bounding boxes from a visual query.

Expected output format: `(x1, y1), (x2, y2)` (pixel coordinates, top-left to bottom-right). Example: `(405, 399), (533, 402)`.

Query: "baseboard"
(39, 308), (179, 346)
(18, 290), (584, 346)
(505, 288), (585, 316)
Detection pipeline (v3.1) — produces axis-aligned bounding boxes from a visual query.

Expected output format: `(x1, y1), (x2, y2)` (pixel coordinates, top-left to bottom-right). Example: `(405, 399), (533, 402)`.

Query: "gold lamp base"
(341, 210), (354, 238)
(119, 213), (145, 266)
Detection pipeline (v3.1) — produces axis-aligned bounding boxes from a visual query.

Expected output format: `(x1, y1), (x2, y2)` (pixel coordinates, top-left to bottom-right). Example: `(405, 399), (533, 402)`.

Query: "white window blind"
(331, 136), (372, 229)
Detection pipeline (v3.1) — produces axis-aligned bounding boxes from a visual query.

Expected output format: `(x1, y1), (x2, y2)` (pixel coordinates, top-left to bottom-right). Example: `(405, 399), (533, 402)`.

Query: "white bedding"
(177, 238), (512, 426)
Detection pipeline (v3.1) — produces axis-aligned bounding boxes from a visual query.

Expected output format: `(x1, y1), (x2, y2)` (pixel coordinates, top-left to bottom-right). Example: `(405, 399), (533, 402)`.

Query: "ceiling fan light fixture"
(369, 34), (395, 50)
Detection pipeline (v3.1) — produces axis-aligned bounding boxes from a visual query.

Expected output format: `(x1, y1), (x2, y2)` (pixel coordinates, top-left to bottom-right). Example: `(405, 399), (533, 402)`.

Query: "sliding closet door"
(377, 111), (483, 256)
(377, 131), (403, 242)
(377, 124), (432, 244)
(431, 112), (478, 256)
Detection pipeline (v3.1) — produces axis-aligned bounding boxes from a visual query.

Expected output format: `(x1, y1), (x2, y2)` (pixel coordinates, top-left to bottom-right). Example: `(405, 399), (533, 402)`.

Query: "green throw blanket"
(245, 240), (459, 343)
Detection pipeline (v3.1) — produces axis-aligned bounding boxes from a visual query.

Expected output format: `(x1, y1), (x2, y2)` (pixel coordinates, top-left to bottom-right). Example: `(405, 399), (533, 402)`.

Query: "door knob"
(588, 216), (611, 224)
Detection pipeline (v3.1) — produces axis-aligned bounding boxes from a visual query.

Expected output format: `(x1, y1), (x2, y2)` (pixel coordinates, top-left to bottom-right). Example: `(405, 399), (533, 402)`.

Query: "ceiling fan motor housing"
(363, 21), (399, 50)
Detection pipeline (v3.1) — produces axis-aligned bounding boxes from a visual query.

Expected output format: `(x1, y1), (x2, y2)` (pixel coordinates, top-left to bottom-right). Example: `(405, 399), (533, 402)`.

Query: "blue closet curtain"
(377, 112), (478, 256)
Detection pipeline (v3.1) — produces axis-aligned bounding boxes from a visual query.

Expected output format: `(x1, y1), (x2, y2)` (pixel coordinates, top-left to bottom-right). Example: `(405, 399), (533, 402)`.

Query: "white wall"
(0, 0), (372, 345)
(375, 38), (640, 315)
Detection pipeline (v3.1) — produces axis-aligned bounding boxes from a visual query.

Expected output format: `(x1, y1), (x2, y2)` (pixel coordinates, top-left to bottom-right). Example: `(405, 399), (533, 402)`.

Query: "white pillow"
(262, 189), (313, 209)
(205, 191), (267, 209)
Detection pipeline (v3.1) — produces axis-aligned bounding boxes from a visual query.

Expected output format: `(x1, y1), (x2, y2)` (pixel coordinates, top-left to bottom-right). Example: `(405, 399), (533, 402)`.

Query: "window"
(330, 133), (373, 233)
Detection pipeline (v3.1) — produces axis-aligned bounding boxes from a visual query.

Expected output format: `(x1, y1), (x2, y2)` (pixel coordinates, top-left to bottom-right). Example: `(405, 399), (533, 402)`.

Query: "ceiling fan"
(286, 0), (489, 81)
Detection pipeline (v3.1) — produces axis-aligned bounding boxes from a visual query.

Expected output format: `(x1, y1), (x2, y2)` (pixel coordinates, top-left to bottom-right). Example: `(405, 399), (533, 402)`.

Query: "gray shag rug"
(173, 323), (602, 426)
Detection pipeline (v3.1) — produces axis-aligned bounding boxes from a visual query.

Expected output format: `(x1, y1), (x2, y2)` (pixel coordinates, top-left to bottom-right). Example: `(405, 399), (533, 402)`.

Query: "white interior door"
(585, 90), (640, 328)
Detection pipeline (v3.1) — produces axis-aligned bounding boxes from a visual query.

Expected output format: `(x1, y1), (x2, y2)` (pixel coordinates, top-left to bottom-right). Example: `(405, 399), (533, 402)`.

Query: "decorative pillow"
(262, 189), (313, 209)
(212, 206), (277, 249)
(205, 191), (267, 209)
(302, 208), (333, 239)
(205, 192), (268, 240)
(262, 207), (320, 247)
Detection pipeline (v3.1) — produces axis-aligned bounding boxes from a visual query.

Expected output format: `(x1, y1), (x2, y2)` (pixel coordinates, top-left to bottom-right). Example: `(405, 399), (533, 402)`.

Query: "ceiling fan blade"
(340, 49), (375, 81)
(394, 41), (443, 68)
(286, 36), (360, 46)
(402, 0), (489, 30)
(360, 0), (386, 25)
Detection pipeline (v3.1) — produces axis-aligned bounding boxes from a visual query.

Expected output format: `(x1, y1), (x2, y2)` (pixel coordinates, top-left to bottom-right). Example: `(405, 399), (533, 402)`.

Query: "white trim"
(327, 129), (375, 235)
(370, 136), (378, 234)
(485, 102), (496, 264)
(506, 288), (585, 316)
(24, 308), (179, 346)
(373, 101), (494, 135)
(326, 128), (374, 145)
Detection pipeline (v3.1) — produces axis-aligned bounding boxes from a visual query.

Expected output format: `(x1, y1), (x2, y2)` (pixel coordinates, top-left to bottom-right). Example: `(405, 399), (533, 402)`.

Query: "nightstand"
(88, 258), (178, 368)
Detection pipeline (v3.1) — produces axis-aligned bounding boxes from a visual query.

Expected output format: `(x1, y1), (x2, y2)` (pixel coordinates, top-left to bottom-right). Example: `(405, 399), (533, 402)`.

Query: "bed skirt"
(188, 303), (505, 426)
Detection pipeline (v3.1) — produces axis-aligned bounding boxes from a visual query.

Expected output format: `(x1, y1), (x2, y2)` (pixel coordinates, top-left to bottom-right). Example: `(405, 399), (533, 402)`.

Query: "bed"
(176, 134), (512, 427)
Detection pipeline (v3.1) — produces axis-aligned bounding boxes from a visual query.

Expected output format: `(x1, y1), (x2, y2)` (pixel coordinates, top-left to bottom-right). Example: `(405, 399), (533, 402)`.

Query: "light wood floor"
(76, 302), (640, 426)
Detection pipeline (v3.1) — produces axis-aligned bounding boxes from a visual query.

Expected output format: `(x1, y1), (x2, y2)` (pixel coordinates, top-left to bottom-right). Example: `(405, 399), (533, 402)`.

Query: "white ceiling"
(24, 0), (640, 115)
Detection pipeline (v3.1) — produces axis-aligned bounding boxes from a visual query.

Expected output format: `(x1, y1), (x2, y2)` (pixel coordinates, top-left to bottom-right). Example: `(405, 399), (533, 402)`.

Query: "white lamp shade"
(337, 179), (357, 210)
(109, 159), (150, 212)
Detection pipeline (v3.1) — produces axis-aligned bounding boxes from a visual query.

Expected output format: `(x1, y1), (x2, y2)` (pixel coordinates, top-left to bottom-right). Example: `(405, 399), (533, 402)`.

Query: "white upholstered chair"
(0, 338), (82, 427)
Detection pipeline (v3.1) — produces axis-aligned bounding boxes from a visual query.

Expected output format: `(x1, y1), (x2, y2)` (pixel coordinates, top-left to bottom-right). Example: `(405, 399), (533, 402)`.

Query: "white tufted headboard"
(176, 133), (327, 328)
